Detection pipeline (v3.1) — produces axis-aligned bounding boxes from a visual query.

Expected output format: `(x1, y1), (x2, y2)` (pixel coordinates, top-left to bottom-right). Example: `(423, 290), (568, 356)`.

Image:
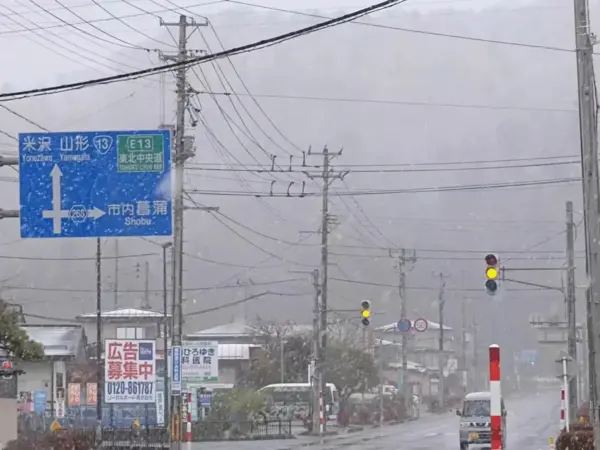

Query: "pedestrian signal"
(361, 300), (371, 326)
(485, 253), (500, 295)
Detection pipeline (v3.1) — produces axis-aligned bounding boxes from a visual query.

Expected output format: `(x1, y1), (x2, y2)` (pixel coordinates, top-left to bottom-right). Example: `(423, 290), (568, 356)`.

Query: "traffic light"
(0, 360), (14, 379)
(485, 253), (500, 295)
(361, 300), (371, 326)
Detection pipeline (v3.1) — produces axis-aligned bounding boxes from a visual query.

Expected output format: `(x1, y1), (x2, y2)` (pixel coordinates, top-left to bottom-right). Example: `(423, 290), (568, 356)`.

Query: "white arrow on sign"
(41, 164), (105, 234)
(87, 208), (105, 220)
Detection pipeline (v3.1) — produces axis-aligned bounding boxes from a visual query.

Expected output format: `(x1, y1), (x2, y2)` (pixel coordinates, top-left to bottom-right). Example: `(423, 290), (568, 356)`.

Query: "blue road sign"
(171, 345), (182, 396)
(397, 319), (411, 333)
(518, 349), (538, 364)
(19, 130), (172, 238)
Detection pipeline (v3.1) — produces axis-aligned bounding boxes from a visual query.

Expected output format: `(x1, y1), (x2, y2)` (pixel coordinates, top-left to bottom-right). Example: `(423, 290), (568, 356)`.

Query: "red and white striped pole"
(319, 390), (324, 434)
(489, 345), (502, 450)
(186, 392), (192, 444)
(560, 388), (566, 430)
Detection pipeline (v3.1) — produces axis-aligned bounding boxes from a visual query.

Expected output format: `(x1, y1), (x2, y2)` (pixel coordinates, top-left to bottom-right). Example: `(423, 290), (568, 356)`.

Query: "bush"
(556, 424), (594, 450)
(5, 430), (95, 450)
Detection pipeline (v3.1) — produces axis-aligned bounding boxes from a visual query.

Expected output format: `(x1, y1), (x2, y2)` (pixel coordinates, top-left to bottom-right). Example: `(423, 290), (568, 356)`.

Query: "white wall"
(0, 398), (17, 446)
(16, 362), (52, 397)
(16, 361), (66, 414)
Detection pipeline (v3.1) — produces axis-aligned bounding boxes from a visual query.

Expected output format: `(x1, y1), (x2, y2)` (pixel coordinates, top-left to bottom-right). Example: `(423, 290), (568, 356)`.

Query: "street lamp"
(162, 241), (172, 428)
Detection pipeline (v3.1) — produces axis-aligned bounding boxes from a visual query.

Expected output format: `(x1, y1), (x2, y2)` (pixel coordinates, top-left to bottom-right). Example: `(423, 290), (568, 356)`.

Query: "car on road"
(457, 391), (506, 449)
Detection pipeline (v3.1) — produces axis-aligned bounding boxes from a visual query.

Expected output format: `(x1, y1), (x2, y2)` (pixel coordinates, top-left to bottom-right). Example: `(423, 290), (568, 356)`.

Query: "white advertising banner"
(182, 341), (218, 382)
(156, 391), (165, 425)
(104, 339), (156, 403)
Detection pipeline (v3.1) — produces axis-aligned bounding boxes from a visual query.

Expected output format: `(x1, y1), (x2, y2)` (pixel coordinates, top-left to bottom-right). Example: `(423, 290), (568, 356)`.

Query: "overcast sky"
(0, 0), (593, 371)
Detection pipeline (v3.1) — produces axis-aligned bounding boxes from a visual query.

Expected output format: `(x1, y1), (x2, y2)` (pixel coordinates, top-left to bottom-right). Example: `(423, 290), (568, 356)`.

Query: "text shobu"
(104, 339), (156, 403)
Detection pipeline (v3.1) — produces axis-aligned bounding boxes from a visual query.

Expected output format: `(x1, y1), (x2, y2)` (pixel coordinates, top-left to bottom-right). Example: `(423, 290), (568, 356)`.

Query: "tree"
(240, 319), (378, 397)
(240, 320), (312, 388)
(0, 302), (44, 360)
(322, 342), (379, 400)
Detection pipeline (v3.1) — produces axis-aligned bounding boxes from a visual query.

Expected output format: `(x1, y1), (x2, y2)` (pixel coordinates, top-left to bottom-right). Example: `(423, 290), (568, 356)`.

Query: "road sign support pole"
(0, 155), (18, 166)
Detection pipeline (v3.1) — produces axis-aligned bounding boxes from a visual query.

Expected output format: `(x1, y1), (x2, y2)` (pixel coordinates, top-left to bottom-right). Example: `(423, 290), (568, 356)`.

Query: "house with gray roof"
(15, 324), (87, 416)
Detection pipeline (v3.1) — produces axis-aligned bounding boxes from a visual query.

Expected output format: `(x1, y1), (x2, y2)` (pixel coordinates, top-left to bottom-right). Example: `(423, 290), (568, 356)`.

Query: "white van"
(457, 391), (507, 449)
(258, 383), (339, 420)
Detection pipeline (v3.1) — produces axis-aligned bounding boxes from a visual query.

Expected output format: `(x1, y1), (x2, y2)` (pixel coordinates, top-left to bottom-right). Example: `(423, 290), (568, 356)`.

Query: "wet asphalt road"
(196, 390), (560, 450)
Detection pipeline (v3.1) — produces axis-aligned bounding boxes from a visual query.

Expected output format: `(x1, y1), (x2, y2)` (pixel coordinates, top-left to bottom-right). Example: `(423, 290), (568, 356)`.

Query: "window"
(462, 400), (490, 417)
(116, 327), (144, 339)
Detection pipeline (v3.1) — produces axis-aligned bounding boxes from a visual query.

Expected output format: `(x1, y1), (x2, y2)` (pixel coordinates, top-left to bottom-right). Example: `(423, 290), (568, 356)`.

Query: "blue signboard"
(33, 390), (47, 414)
(518, 349), (538, 365)
(171, 345), (182, 396)
(397, 319), (411, 333)
(18, 130), (172, 238)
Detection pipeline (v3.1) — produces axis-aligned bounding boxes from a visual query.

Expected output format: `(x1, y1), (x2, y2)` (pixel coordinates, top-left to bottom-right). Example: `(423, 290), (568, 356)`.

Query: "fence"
(189, 420), (293, 441)
(17, 418), (293, 444)
(9, 427), (169, 450)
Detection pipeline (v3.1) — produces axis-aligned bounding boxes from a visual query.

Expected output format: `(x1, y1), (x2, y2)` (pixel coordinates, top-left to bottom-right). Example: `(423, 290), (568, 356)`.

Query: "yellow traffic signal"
(361, 300), (371, 326)
(485, 253), (500, 295)
(486, 267), (499, 280)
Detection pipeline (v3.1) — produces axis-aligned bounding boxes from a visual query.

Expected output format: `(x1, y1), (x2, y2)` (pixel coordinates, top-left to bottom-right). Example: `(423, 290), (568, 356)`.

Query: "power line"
(186, 290), (309, 317)
(1, 277), (304, 293)
(0, 0), (409, 101)
(28, 0), (151, 50)
(186, 176), (581, 197)
(329, 251), (583, 261)
(0, 252), (157, 261)
(200, 91), (577, 113)
(223, 0), (575, 53)
(184, 160), (580, 172)
(183, 153), (580, 168)
(87, 0), (178, 48)
(0, 1), (225, 34)
(0, 3), (161, 85)
(330, 277), (561, 292)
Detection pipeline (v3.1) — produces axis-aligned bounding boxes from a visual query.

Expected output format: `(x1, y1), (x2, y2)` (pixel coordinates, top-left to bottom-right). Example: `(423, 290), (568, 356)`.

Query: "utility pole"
(461, 299), (468, 394)
(306, 146), (345, 433)
(143, 261), (150, 309)
(291, 268), (321, 434)
(162, 242), (172, 430)
(391, 248), (416, 414)
(433, 272), (449, 409)
(472, 318), (479, 390)
(573, 0), (600, 440)
(113, 240), (119, 309)
(95, 238), (102, 442)
(160, 14), (206, 448)
(566, 200), (578, 420)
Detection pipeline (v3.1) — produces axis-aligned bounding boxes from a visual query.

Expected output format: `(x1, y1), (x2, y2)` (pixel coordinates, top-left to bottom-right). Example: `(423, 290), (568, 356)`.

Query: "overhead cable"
(0, 0), (408, 101)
